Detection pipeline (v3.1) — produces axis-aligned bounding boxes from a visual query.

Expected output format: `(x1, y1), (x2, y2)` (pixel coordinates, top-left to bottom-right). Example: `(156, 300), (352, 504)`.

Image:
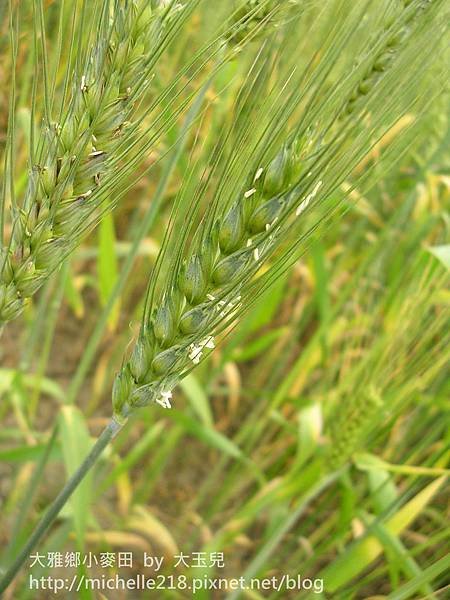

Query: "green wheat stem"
(225, 468), (344, 600)
(0, 418), (123, 594)
(3, 425), (59, 562)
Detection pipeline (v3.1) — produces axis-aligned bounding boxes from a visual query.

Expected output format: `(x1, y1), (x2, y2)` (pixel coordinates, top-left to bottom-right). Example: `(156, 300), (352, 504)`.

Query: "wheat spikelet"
(0, 0), (184, 324)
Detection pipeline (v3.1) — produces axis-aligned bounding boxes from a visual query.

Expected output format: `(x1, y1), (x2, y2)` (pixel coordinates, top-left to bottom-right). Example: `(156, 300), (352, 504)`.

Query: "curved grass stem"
(0, 418), (124, 594)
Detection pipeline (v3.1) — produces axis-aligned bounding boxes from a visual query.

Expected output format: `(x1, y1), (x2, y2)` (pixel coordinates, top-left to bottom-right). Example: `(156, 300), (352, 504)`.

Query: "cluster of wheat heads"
(0, 0), (301, 328)
(112, 0), (448, 421)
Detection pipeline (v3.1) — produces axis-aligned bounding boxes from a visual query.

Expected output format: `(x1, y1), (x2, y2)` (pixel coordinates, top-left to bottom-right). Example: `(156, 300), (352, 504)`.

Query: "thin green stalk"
(225, 469), (343, 600)
(0, 418), (123, 594)
(29, 265), (69, 417)
(3, 425), (59, 563)
(387, 555), (450, 600)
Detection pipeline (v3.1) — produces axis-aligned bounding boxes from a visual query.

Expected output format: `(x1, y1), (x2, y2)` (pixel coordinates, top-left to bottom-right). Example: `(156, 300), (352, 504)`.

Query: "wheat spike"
(112, 135), (309, 418)
(0, 0), (183, 324)
(343, 0), (433, 115)
(112, 0), (446, 421)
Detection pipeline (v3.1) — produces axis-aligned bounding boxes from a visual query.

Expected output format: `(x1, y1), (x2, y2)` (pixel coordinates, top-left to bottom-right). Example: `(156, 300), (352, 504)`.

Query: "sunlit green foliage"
(0, 0), (448, 597)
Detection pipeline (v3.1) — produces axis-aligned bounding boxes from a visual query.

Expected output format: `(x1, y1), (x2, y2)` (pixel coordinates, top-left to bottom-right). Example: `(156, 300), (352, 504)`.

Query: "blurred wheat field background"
(0, 1), (449, 599)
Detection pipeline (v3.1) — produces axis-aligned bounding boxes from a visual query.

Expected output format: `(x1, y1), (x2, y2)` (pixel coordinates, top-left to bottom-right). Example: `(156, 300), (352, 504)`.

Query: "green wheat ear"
(0, 0), (186, 325)
(327, 388), (385, 468)
(111, 127), (312, 418)
(112, 0), (447, 421)
(343, 0), (434, 117)
(227, 0), (299, 46)
(325, 270), (449, 469)
(0, 2), (447, 592)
